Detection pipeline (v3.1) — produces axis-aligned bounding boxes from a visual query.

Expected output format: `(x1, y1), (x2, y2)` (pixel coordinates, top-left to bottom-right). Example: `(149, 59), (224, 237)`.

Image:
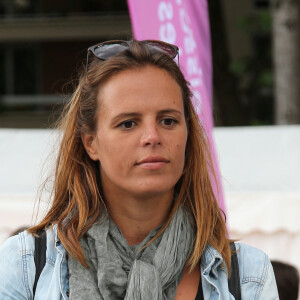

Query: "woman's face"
(85, 65), (188, 199)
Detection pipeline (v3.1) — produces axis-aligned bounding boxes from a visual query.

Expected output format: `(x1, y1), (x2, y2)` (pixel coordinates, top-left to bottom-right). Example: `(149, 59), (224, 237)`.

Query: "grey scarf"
(68, 207), (194, 300)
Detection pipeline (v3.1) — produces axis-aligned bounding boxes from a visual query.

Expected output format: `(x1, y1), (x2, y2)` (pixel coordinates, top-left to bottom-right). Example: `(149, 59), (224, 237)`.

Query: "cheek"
(99, 144), (121, 169)
(96, 135), (133, 175)
(177, 129), (188, 154)
(179, 133), (188, 168)
(177, 143), (186, 168)
(171, 133), (187, 172)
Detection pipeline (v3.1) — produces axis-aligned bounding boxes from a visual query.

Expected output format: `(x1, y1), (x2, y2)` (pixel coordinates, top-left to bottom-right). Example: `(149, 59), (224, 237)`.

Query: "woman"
(0, 40), (278, 299)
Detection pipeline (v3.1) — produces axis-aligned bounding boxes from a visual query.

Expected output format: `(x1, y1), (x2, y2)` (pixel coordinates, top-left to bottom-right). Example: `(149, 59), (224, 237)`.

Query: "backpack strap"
(228, 242), (241, 300)
(33, 230), (47, 298)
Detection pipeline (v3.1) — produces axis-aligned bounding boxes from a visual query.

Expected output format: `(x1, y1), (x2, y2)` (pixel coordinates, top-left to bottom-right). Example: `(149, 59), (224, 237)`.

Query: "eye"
(119, 120), (136, 129)
(161, 118), (177, 127)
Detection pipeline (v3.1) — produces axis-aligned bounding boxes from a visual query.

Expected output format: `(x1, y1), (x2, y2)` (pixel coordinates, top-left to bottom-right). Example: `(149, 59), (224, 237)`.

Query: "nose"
(140, 122), (162, 147)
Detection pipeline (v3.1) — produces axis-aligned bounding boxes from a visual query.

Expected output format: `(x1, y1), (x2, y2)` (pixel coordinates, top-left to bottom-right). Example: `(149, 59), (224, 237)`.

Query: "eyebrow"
(111, 113), (142, 124)
(158, 109), (182, 116)
(111, 109), (183, 124)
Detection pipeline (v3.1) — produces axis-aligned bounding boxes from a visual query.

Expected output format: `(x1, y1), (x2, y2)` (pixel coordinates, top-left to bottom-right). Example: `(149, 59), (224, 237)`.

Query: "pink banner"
(127, 0), (225, 211)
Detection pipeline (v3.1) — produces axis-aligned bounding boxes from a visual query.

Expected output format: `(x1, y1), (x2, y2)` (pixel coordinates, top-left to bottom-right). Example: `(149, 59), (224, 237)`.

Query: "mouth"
(136, 156), (170, 170)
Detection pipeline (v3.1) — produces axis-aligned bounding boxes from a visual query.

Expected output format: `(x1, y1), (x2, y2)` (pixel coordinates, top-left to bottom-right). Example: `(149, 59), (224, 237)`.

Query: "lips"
(136, 156), (170, 170)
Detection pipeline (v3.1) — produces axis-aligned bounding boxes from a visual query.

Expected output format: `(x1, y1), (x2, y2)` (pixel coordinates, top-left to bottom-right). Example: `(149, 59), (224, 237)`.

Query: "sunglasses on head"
(86, 40), (179, 71)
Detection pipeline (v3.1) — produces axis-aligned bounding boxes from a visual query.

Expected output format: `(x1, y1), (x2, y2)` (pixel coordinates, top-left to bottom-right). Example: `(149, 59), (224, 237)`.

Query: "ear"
(81, 131), (99, 161)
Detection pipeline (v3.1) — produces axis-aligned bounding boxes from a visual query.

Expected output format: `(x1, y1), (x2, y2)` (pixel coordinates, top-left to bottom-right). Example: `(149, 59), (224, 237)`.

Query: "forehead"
(97, 65), (184, 115)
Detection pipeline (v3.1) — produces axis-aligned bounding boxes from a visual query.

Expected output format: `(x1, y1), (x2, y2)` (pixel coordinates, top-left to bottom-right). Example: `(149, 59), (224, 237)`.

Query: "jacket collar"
(201, 244), (226, 279)
(51, 223), (65, 250)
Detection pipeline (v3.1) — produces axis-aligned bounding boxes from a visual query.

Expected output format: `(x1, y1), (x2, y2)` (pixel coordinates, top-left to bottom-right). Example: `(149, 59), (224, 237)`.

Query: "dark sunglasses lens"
(146, 42), (177, 58)
(94, 43), (128, 60)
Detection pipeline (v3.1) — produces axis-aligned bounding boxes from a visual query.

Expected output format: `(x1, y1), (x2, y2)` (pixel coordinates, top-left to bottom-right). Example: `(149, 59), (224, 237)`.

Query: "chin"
(132, 189), (172, 199)
(132, 179), (176, 198)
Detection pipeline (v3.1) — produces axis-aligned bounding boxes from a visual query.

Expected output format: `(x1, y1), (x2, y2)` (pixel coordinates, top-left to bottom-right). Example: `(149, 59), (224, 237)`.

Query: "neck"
(102, 189), (174, 245)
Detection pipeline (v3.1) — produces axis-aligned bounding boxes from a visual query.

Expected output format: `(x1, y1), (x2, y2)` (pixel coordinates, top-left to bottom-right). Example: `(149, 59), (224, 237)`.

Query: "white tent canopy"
(1, 126), (300, 275)
(216, 126), (300, 277)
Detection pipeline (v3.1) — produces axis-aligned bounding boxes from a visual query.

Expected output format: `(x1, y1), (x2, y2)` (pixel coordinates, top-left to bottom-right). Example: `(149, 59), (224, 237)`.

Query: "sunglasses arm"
(86, 50), (91, 73)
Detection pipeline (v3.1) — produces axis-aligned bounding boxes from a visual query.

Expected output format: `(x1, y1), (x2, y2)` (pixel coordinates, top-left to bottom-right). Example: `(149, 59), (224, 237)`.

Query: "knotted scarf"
(68, 207), (194, 299)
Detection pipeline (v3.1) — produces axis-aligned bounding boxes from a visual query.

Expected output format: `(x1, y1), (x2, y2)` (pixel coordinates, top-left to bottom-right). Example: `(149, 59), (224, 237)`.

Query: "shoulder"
(0, 234), (21, 257)
(235, 242), (269, 282)
(0, 231), (35, 298)
(0, 227), (64, 299)
(0, 230), (35, 263)
(235, 243), (279, 299)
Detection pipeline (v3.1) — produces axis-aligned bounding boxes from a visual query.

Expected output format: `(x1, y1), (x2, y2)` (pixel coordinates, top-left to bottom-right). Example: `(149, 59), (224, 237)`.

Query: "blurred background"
(0, 0), (298, 127)
(0, 0), (130, 128)
(0, 0), (299, 297)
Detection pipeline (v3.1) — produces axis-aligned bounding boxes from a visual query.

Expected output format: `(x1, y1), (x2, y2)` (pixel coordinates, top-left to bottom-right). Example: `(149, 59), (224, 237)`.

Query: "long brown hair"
(29, 40), (231, 272)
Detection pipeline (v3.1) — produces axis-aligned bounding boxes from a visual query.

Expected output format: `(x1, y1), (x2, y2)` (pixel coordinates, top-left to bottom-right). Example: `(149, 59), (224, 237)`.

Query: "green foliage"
(229, 59), (248, 76)
(230, 9), (274, 125)
(258, 71), (273, 87)
(237, 11), (271, 34)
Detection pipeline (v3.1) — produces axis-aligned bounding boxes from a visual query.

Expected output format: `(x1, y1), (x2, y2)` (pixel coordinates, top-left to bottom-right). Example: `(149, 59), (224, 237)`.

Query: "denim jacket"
(0, 225), (279, 300)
